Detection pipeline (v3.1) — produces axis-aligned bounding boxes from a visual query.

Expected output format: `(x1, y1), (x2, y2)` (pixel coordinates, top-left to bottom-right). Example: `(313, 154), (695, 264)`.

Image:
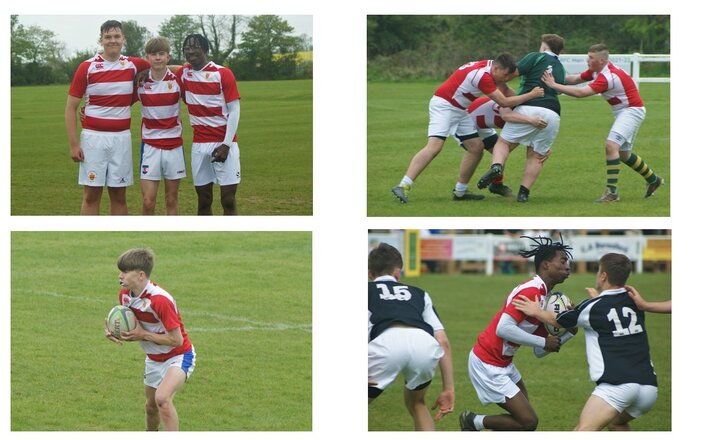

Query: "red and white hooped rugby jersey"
(137, 69), (183, 149)
(69, 54), (151, 132)
(472, 275), (550, 367)
(434, 60), (499, 110)
(580, 62), (644, 112)
(467, 96), (505, 129)
(177, 62), (241, 143)
(119, 282), (192, 362)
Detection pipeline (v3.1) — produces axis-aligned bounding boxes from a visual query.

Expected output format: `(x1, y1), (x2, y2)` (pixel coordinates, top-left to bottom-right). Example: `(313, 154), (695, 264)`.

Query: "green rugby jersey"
(517, 51), (566, 115)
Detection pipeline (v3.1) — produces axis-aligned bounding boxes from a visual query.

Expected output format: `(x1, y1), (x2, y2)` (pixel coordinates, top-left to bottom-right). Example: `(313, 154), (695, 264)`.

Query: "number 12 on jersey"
(607, 307), (644, 337)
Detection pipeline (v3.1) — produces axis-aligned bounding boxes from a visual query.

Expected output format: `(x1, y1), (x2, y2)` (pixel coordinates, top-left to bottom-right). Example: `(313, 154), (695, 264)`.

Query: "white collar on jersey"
(131, 280), (153, 297)
(599, 287), (627, 296)
(373, 275), (398, 282)
(543, 50), (559, 58)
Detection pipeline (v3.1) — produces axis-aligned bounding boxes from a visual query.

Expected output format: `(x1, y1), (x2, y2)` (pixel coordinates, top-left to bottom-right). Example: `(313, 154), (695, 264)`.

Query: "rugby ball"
(106, 305), (137, 338)
(543, 292), (572, 337)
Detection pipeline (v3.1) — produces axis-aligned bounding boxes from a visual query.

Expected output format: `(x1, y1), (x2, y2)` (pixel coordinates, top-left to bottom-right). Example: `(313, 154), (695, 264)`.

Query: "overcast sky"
(16, 15), (313, 56)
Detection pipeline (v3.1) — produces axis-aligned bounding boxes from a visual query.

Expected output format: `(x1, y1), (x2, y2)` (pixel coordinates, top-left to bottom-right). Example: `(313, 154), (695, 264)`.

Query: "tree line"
(11, 15), (313, 86)
(367, 15), (669, 81)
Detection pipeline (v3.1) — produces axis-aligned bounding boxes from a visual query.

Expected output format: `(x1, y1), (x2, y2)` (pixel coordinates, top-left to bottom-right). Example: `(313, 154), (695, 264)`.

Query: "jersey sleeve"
(152, 296), (182, 331)
(588, 73), (609, 94)
(556, 308), (580, 328)
(421, 292), (444, 331)
(477, 72), (497, 95)
(68, 62), (90, 98)
(580, 69), (595, 82)
(220, 68), (241, 102)
(504, 287), (539, 323)
(129, 56), (151, 72)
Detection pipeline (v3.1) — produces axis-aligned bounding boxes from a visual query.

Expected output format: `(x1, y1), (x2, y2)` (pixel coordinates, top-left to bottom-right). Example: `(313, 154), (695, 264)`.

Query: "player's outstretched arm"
(626, 285), (672, 313)
(432, 329), (455, 421)
(511, 296), (560, 328)
(499, 107), (548, 129)
(487, 86), (544, 108)
(542, 71), (596, 98)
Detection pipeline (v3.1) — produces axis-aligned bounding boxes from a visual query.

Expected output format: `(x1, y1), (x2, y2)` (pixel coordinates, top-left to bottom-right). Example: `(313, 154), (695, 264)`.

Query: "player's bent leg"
(163, 179), (181, 215)
(220, 184), (238, 216)
(574, 394), (621, 431)
(405, 136), (446, 181)
(457, 136), (483, 184)
(403, 386), (435, 431)
(488, 390), (538, 431)
(195, 183), (214, 215)
(607, 411), (635, 431)
(107, 187), (128, 215)
(144, 385), (161, 431)
(141, 180), (160, 215)
(81, 186), (103, 215)
(155, 366), (187, 431)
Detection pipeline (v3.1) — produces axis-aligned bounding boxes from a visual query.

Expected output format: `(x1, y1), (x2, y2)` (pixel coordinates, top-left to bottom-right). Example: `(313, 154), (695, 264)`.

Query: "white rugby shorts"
(144, 346), (196, 388)
(427, 96), (478, 139)
(368, 327), (443, 391)
(191, 142), (241, 186)
(78, 129), (133, 187)
(608, 106), (646, 151)
(591, 382), (657, 418)
(467, 350), (522, 405)
(499, 106), (560, 155)
(140, 143), (187, 181)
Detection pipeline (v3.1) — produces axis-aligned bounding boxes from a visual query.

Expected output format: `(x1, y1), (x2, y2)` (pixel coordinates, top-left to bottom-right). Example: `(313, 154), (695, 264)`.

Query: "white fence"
(559, 53), (670, 87)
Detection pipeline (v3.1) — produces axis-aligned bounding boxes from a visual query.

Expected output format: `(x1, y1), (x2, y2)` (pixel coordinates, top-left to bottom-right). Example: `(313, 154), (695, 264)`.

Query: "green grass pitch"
(10, 79), (312, 215)
(368, 272), (671, 431)
(367, 81), (670, 216)
(11, 232), (312, 431)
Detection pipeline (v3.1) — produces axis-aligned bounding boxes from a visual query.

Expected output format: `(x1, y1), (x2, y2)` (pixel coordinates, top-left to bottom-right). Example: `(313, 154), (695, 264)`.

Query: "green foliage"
(368, 273), (671, 431)
(159, 15), (201, 64)
(11, 80), (313, 215)
(234, 15), (305, 80)
(11, 231), (312, 431)
(367, 81), (669, 216)
(121, 20), (152, 57)
(367, 15), (670, 81)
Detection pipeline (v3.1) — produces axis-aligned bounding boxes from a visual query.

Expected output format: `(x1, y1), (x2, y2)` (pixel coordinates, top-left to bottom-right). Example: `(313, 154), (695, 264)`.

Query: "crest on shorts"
(88, 171), (97, 182)
(142, 165), (149, 175)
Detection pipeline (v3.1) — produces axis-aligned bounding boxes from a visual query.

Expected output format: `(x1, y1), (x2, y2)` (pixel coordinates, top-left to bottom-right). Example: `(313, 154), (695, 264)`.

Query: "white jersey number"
(606, 307), (644, 337)
(376, 284), (412, 301)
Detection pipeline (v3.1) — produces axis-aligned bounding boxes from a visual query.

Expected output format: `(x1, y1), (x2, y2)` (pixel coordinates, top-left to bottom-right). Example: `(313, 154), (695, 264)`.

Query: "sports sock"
(492, 174), (504, 185)
(606, 158), (620, 193)
(454, 182), (468, 196)
(400, 176), (413, 187)
(622, 153), (657, 184)
(473, 414), (486, 430)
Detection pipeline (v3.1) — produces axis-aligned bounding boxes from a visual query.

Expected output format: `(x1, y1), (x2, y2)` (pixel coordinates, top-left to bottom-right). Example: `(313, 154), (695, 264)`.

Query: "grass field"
(11, 232), (312, 431)
(367, 81), (670, 216)
(10, 79), (312, 215)
(368, 272), (671, 431)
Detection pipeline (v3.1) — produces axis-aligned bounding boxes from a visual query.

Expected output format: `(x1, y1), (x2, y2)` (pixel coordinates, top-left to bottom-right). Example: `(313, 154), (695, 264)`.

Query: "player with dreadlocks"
(459, 234), (577, 431)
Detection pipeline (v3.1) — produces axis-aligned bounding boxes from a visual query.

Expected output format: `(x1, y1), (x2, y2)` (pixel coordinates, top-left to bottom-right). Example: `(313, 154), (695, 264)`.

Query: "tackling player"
(476, 34), (567, 203)
(541, 44), (664, 202)
(65, 20), (151, 215)
(136, 37), (187, 215)
(177, 34), (241, 215)
(512, 252), (658, 430)
(104, 248), (196, 431)
(459, 235), (576, 431)
(368, 243), (454, 430)
(391, 54), (544, 203)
